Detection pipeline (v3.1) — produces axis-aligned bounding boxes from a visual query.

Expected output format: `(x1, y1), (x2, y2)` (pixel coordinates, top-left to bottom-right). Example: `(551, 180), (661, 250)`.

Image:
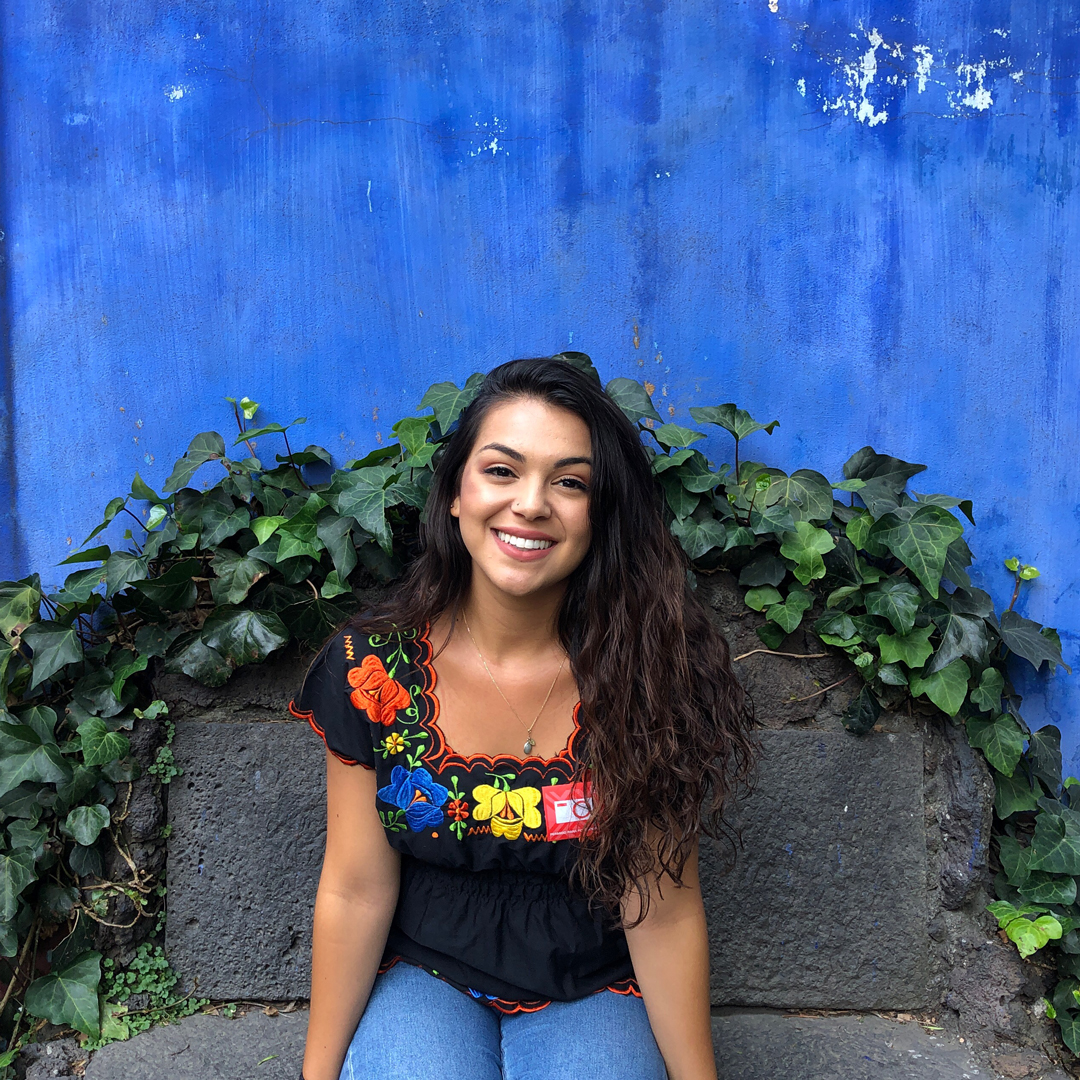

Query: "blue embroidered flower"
(377, 765), (449, 832)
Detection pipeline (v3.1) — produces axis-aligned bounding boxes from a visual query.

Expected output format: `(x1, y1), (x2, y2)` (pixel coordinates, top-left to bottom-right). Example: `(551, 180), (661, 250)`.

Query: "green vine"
(0, 352), (1073, 1056)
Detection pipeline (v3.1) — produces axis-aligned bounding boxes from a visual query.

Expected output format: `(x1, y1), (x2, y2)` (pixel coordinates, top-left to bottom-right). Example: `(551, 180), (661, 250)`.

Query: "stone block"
(701, 730), (928, 1010)
(165, 721), (325, 999)
(167, 724), (928, 1008)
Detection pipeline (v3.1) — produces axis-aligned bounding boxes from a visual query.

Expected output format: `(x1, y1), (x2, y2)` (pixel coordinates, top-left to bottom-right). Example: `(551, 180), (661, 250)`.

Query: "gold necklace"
(460, 610), (567, 756)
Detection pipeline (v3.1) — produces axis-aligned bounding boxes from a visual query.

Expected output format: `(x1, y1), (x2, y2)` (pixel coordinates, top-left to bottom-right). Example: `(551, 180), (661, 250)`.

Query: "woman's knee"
(500, 989), (667, 1080)
(340, 962), (502, 1080)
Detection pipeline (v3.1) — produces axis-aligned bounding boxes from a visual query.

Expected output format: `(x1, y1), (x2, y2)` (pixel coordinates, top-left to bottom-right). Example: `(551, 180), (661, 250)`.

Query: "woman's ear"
(450, 494), (460, 518)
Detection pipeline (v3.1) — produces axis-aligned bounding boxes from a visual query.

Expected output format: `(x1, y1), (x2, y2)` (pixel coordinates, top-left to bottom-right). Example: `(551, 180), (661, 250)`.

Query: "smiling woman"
(293, 357), (758, 1080)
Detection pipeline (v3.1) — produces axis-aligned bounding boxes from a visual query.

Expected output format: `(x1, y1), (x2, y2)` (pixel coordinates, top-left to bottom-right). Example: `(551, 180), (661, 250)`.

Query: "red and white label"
(542, 782), (593, 840)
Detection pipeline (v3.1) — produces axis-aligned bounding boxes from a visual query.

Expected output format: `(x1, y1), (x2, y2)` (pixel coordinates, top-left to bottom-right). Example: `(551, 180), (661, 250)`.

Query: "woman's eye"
(484, 465), (516, 479)
(556, 477), (588, 491)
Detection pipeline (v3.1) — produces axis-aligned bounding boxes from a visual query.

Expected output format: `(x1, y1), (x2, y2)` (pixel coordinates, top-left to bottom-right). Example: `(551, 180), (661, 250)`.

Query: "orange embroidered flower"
(348, 655), (412, 726)
(447, 799), (469, 822)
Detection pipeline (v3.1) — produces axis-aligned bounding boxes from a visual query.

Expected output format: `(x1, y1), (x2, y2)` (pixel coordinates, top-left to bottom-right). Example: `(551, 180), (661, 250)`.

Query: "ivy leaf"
(669, 517), (726, 560)
(81, 497), (126, 546)
(654, 424), (705, 450)
(320, 571), (352, 599)
(779, 521), (835, 585)
(419, 374), (484, 431)
(841, 447), (927, 517)
(738, 555), (788, 587)
(659, 473), (700, 520)
(674, 452), (722, 493)
(1005, 914), (1061, 959)
(813, 612), (859, 643)
(966, 713), (1024, 776)
(908, 658), (970, 716)
(912, 490), (976, 526)
(761, 469), (833, 523)
(392, 416), (433, 458)
(103, 551), (149, 599)
(76, 718), (131, 768)
(281, 595), (357, 644)
(164, 633), (231, 687)
(111, 653), (148, 701)
(876, 624), (935, 669)
(57, 545), (111, 566)
(1028, 727), (1063, 794)
(275, 494), (327, 561)
(17, 706), (57, 746)
(1028, 812), (1080, 874)
(331, 467), (400, 553)
(133, 560), (200, 611)
(0, 850), (37, 921)
(316, 512), (358, 581)
(942, 537), (973, 589)
(21, 622), (82, 690)
(842, 685), (881, 735)
(1059, 1016), (1080, 1057)
(996, 836), (1031, 888)
(552, 351), (601, 383)
(605, 380), (662, 424)
(0, 580), (41, 636)
(133, 624), (182, 660)
(200, 608), (290, 668)
(688, 404), (779, 442)
(723, 524), (755, 552)
(235, 418), (307, 443)
(877, 663), (908, 686)
(1019, 872), (1077, 907)
(927, 609), (991, 674)
(765, 589), (813, 634)
(210, 550), (270, 606)
(130, 471), (165, 503)
(995, 772), (1040, 818)
(6, 819), (47, 860)
(651, 448), (695, 475)
(60, 805), (111, 847)
(163, 432), (227, 493)
(250, 516), (288, 544)
(24, 951), (102, 1038)
(999, 610), (1071, 673)
(868, 506), (964, 599)
(755, 622), (788, 651)
(749, 504), (796, 538)
(863, 580), (921, 635)
(845, 512), (874, 553)
(971, 668), (1005, 714)
(0, 721), (72, 799)
(744, 586), (783, 612)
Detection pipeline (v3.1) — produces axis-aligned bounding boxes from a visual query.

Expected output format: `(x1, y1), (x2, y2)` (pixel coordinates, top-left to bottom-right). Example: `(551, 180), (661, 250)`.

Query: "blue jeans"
(340, 960), (668, 1080)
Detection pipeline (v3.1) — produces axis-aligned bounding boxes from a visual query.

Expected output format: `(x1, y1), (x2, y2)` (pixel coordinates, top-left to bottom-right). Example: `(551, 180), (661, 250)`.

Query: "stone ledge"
(166, 724), (928, 1008)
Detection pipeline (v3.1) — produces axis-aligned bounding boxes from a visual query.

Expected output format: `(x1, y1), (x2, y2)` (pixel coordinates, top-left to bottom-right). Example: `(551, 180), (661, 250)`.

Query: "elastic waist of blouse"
(400, 857), (591, 905)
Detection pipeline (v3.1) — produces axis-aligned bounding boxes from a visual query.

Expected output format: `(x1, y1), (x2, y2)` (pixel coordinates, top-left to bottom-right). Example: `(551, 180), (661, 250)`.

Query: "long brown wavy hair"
(351, 356), (757, 922)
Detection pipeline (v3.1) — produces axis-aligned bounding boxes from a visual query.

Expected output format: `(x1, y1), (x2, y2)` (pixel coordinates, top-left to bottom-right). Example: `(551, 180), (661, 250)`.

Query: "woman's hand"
(622, 840), (717, 1080)
(302, 750), (401, 1080)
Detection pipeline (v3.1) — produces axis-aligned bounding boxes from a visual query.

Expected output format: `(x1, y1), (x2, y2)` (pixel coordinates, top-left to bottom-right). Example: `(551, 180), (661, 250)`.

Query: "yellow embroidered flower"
(384, 732), (406, 755)
(471, 784), (542, 841)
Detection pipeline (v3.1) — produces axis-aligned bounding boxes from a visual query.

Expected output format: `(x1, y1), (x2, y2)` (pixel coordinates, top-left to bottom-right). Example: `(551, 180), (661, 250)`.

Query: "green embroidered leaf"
(779, 521), (835, 585)
(688, 404), (779, 442)
(908, 658), (970, 716)
(876, 624), (935, 670)
(863, 580), (921, 635)
(868, 505), (964, 599)
(966, 713), (1024, 776)
(419, 374), (485, 430)
(24, 951), (102, 1038)
(606, 379), (662, 424)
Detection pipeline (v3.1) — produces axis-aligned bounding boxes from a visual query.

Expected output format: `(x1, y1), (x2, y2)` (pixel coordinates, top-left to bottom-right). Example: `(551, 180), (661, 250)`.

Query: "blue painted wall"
(3, 1), (1078, 763)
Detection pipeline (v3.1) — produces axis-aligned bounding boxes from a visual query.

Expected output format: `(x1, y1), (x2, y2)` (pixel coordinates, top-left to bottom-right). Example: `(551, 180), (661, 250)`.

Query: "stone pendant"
(523, 738), (536, 756)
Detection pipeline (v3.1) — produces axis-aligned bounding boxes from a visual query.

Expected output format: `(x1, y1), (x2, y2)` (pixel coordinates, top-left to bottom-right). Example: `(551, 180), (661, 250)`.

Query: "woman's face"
(450, 397), (593, 601)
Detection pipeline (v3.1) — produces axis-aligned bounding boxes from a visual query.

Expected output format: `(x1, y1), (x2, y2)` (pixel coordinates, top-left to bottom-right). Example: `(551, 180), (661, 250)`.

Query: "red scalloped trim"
(289, 700), (373, 770)
(413, 624), (582, 772)
(375, 955), (640, 1013)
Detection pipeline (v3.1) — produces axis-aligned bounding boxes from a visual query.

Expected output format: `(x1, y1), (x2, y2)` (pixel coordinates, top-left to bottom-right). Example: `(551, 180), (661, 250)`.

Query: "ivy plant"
(0, 352), (1073, 1056)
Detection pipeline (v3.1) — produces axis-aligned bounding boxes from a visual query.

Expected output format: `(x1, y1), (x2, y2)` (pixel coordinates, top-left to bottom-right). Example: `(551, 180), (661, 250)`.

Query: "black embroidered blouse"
(289, 625), (638, 1013)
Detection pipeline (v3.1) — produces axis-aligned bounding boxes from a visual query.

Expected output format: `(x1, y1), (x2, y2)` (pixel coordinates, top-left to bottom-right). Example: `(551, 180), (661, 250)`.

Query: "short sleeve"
(289, 629), (375, 769)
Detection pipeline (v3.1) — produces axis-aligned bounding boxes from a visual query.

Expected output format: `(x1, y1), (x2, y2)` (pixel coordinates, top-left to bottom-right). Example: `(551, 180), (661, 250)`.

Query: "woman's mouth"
(492, 529), (557, 560)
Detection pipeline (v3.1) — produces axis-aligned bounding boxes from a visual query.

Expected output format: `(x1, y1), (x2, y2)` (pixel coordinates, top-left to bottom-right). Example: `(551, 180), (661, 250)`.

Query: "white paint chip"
(165, 85), (189, 102)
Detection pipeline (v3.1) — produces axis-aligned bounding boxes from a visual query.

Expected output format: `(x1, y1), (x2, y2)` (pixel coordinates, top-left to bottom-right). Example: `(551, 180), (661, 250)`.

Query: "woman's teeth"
(496, 530), (554, 550)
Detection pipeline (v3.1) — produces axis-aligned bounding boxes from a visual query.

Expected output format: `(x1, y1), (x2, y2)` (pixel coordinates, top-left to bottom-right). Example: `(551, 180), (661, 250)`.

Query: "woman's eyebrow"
(553, 456), (592, 468)
(478, 443), (592, 470)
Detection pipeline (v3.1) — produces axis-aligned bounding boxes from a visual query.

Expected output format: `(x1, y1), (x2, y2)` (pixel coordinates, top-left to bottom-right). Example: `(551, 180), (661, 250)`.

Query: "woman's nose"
(512, 476), (551, 518)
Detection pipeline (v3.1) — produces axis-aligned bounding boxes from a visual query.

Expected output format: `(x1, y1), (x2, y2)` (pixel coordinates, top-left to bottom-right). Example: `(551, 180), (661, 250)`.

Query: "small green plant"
(142, 702), (181, 784)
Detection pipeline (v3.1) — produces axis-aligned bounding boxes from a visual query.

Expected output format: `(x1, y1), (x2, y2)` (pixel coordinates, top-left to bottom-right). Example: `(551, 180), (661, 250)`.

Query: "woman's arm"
(622, 841), (717, 1080)
(302, 750), (401, 1080)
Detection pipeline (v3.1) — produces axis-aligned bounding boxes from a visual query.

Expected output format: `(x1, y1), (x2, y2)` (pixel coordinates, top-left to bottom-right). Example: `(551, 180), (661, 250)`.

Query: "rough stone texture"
(16, 1036), (87, 1080)
(165, 720), (326, 999)
(76, 1004), (1071, 1080)
(702, 730), (928, 1010)
(82, 1008), (308, 1080)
